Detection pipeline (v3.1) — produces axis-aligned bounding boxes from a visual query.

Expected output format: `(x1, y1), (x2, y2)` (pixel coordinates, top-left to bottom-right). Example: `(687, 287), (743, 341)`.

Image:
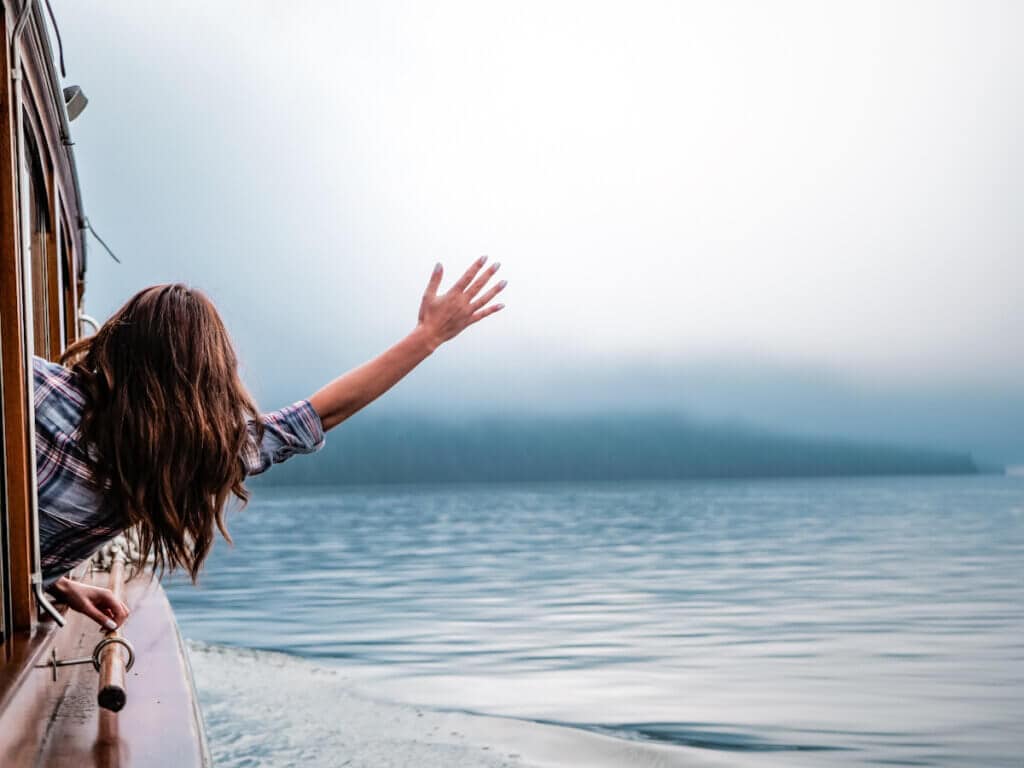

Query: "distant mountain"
(252, 412), (982, 486)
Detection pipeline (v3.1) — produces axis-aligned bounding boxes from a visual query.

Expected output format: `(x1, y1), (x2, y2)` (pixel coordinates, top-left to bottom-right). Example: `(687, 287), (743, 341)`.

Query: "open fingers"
(467, 261), (501, 299)
(424, 262), (443, 298)
(450, 255), (488, 293)
(470, 279), (507, 311)
(468, 302), (505, 325)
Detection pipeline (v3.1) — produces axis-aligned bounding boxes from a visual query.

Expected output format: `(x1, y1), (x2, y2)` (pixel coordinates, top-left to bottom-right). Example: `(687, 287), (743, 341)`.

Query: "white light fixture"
(63, 85), (88, 121)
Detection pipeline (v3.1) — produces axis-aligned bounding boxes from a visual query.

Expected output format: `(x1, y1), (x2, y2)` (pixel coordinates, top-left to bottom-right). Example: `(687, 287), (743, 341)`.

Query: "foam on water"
(186, 640), (742, 768)
(171, 477), (1024, 767)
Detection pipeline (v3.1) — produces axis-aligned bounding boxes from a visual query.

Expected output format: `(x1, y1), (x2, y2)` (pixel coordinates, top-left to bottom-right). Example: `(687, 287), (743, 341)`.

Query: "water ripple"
(169, 475), (1024, 767)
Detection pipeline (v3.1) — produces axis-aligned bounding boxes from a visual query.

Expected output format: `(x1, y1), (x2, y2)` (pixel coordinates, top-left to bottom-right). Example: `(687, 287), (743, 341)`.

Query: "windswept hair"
(61, 284), (261, 582)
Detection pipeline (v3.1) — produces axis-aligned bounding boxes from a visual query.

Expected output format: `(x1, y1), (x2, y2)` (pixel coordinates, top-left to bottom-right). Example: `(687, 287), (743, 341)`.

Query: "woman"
(35, 257), (505, 630)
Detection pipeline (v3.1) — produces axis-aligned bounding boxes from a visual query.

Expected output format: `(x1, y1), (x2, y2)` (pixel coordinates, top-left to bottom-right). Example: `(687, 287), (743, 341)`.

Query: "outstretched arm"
(308, 256), (505, 432)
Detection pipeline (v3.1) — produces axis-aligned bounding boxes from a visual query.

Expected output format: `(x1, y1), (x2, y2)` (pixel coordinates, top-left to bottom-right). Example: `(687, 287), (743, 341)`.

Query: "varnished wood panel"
(0, 576), (209, 768)
(0, 0), (89, 641)
(0, 4), (36, 634)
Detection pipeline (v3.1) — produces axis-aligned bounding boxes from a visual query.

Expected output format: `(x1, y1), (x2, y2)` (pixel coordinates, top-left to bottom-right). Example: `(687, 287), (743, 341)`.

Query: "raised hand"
(417, 256), (506, 348)
(307, 257), (507, 432)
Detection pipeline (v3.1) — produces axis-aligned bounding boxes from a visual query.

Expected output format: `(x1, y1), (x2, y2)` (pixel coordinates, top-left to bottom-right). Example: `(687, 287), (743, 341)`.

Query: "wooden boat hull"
(0, 574), (210, 768)
(0, 2), (210, 763)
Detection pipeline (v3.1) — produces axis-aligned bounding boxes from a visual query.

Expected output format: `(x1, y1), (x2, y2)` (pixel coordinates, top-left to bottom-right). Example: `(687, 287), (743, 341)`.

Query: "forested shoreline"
(254, 413), (982, 485)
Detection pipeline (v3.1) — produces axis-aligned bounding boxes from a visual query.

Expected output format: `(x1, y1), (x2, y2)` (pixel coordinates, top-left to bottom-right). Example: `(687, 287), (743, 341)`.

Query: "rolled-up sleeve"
(241, 400), (326, 476)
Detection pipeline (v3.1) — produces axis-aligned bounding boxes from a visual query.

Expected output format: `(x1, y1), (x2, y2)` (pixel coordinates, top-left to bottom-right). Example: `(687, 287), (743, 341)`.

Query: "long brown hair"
(61, 284), (261, 581)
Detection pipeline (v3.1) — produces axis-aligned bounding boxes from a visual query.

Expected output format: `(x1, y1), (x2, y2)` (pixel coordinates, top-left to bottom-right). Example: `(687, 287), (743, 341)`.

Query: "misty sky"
(54, 2), (1022, 462)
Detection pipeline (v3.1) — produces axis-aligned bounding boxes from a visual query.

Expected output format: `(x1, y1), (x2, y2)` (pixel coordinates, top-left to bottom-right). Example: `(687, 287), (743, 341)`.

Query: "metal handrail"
(78, 311), (100, 336)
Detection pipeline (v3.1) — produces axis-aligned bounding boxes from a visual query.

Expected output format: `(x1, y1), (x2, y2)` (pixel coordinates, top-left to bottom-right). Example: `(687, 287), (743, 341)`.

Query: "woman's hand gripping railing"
(35, 538), (136, 712)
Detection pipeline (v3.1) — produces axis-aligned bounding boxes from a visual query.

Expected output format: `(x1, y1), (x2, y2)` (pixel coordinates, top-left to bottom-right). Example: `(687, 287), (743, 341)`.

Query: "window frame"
(0, 0), (86, 646)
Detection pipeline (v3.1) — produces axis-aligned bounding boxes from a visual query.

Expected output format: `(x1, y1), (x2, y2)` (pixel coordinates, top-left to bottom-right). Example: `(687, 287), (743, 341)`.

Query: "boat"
(0, 2), (209, 764)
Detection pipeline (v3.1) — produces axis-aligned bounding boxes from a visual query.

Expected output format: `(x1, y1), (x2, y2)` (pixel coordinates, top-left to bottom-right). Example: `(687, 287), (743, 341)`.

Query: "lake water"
(166, 476), (1024, 767)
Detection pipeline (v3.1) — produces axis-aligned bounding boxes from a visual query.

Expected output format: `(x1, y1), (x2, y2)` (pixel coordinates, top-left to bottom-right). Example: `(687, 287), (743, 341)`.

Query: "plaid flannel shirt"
(32, 355), (325, 586)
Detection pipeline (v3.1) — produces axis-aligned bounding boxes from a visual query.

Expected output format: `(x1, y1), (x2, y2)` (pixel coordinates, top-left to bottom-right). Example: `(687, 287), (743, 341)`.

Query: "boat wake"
(185, 641), (778, 768)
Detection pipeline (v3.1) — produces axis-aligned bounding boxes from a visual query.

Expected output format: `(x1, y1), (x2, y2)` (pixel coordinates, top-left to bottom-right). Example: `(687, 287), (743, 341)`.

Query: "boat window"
(59, 216), (75, 346)
(15, 119), (63, 635)
(21, 127), (56, 359)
